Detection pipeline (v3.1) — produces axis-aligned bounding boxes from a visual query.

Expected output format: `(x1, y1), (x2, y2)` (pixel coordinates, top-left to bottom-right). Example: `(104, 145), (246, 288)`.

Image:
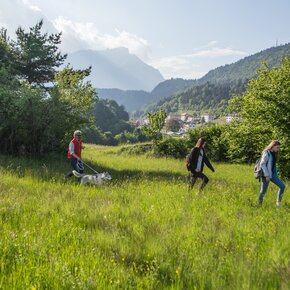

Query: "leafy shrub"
(187, 124), (228, 161)
(229, 57), (290, 178)
(155, 137), (188, 158)
(118, 143), (153, 155)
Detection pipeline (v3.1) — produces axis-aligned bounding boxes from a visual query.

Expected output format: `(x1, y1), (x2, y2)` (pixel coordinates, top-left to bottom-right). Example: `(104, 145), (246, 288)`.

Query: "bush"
(115, 128), (152, 145)
(155, 137), (188, 158)
(118, 143), (153, 155)
(229, 57), (290, 178)
(187, 124), (228, 162)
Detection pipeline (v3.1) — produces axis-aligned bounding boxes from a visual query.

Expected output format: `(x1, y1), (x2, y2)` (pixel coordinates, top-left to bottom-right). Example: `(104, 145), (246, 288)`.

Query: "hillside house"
(202, 113), (214, 123)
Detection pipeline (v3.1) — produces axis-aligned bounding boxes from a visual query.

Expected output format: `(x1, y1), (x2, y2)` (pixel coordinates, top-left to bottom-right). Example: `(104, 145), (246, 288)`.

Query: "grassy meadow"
(0, 144), (289, 289)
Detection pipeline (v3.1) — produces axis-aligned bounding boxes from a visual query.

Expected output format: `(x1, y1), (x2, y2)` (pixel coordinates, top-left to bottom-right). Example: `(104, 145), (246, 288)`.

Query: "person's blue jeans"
(70, 158), (79, 172)
(66, 158), (83, 177)
(258, 174), (285, 204)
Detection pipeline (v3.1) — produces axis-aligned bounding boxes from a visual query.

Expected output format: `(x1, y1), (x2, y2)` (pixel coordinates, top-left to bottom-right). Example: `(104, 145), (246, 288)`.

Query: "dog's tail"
(72, 170), (84, 178)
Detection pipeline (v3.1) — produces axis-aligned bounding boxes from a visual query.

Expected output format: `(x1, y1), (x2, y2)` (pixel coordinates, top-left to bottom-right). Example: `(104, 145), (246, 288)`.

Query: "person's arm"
(69, 142), (81, 160)
(204, 154), (215, 172)
(260, 151), (270, 180)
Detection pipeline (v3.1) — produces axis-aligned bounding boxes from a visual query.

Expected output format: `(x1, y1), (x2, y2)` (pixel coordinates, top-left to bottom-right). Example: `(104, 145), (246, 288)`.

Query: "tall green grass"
(0, 144), (289, 289)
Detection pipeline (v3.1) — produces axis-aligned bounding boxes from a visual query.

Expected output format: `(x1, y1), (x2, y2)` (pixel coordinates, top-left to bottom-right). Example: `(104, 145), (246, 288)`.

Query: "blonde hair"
(263, 140), (281, 159)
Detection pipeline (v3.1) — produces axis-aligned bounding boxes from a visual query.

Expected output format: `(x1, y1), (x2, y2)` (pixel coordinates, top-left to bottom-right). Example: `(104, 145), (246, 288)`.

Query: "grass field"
(0, 144), (289, 289)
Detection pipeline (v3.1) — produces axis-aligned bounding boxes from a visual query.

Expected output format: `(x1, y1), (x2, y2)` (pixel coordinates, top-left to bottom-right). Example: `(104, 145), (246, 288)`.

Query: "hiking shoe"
(276, 201), (282, 207)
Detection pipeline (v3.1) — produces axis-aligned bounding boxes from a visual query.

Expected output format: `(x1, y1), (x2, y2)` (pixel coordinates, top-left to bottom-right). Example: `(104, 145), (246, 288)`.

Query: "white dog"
(72, 170), (112, 185)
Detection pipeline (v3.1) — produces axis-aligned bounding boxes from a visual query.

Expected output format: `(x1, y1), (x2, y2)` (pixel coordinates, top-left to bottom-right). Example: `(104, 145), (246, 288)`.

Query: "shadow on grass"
(0, 154), (185, 184)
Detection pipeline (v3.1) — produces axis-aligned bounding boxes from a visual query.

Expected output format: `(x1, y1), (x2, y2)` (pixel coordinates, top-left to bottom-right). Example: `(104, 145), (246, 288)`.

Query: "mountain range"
(66, 47), (164, 91)
(66, 43), (290, 115)
(146, 42), (290, 115)
(99, 42), (290, 115)
(97, 78), (197, 113)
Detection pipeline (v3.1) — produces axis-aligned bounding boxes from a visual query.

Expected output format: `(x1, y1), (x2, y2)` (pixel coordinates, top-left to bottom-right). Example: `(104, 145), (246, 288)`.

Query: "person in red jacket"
(66, 130), (84, 178)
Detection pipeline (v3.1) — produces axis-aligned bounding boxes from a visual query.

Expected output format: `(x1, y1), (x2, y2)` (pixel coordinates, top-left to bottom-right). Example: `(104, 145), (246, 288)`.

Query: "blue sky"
(1, 0), (289, 79)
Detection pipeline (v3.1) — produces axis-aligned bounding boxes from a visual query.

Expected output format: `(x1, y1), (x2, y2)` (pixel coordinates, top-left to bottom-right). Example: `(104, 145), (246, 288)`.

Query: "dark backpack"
(254, 158), (264, 180)
(254, 151), (269, 181)
(186, 153), (191, 171)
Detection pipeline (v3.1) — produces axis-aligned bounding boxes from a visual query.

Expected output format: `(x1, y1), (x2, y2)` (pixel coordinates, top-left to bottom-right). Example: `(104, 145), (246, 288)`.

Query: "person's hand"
(266, 176), (270, 182)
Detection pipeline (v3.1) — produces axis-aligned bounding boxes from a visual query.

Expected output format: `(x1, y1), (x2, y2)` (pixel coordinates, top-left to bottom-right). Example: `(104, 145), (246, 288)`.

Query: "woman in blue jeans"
(258, 140), (286, 206)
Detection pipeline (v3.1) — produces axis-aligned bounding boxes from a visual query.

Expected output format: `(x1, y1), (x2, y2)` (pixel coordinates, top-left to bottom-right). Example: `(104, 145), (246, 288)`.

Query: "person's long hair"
(194, 138), (206, 149)
(263, 140), (281, 160)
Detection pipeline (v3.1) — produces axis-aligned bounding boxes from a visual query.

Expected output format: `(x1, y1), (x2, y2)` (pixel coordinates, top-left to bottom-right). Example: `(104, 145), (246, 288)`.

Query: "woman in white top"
(187, 138), (215, 191)
(258, 140), (285, 206)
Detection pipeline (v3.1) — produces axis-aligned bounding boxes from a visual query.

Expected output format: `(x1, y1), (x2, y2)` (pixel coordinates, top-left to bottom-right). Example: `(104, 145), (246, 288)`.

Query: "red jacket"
(68, 138), (82, 159)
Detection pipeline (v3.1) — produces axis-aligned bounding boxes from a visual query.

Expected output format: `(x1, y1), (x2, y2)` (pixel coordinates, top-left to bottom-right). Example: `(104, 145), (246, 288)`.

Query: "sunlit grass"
(0, 144), (289, 289)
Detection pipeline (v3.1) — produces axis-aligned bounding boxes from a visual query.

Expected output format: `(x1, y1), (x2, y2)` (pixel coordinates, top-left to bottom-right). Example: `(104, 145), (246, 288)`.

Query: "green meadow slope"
(0, 144), (289, 289)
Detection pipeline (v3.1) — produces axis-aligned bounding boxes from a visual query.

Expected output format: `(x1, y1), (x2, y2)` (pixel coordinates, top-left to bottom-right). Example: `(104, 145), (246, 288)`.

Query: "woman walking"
(187, 138), (215, 192)
(258, 140), (286, 206)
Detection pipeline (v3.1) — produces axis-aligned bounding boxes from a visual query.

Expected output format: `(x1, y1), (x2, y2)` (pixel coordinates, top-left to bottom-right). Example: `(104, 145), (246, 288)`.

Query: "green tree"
(52, 65), (98, 146)
(142, 109), (167, 145)
(0, 30), (21, 153)
(0, 22), (97, 154)
(91, 99), (131, 137)
(54, 66), (97, 113)
(13, 20), (66, 87)
(229, 58), (290, 177)
(165, 118), (181, 132)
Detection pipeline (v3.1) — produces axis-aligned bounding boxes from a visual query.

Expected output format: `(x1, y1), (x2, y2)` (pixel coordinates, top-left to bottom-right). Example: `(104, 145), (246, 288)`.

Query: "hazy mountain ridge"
(198, 42), (290, 85)
(97, 78), (197, 113)
(66, 47), (164, 91)
(97, 88), (150, 113)
(69, 43), (290, 115)
(143, 42), (290, 115)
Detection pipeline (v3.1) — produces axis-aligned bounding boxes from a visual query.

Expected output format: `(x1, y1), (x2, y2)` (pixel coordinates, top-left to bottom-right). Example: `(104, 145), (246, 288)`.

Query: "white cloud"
(150, 46), (248, 79)
(0, 21), (7, 28)
(150, 56), (205, 79)
(53, 17), (248, 79)
(53, 16), (151, 60)
(1, 1), (249, 80)
(0, 0), (45, 36)
(187, 47), (247, 58)
(207, 40), (218, 46)
(21, 0), (41, 12)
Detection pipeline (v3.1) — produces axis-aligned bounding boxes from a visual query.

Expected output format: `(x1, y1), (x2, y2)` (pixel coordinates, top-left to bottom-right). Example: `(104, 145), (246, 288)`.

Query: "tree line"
(150, 58), (290, 178)
(0, 20), (144, 154)
(144, 80), (248, 116)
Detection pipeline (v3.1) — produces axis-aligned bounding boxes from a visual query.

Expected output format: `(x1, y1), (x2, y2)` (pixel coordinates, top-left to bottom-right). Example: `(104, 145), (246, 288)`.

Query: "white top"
(69, 142), (75, 155)
(260, 150), (273, 178)
(197, 149), (204, 171)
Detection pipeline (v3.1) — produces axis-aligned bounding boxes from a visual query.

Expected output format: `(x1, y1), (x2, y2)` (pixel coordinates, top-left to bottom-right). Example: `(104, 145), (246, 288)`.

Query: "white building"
(202, 113), (214, 123)
(131, 118), (149, 126)
(166, 114), (182, 121)
(226, 114), (239, 124)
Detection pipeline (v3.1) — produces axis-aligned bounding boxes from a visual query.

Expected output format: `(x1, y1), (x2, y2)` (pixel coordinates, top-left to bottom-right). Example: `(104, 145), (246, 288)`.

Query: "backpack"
(254, 151), (269, 181)
(186, 153), (191, 171)
(254, 158), (264, 180)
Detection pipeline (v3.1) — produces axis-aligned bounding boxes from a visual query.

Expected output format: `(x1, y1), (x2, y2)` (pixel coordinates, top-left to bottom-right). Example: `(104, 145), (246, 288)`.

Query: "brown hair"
(194, 137), (206, 149)
(263, 140), (281, 159)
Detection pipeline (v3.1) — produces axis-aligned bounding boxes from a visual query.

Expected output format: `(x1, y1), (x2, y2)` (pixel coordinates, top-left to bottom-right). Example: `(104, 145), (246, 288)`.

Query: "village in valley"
(131, 113), (239, 136)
